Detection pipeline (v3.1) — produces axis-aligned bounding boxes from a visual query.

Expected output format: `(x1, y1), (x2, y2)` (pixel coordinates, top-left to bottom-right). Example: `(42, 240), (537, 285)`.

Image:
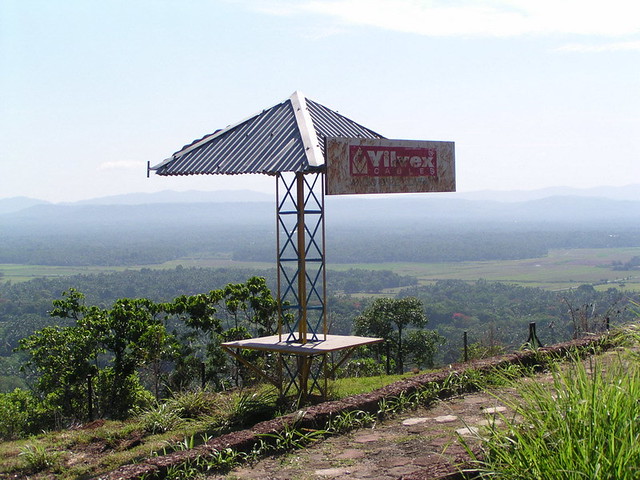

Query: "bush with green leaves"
(225, 390), (277, 427)
(167, 389), (217, 419)
(94, 368), (155, 419)
(0, 388), (59, 439)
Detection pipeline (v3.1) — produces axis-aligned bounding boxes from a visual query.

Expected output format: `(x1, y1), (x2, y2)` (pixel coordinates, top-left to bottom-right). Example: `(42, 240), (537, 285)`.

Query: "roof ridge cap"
(290, 91), (324, 168)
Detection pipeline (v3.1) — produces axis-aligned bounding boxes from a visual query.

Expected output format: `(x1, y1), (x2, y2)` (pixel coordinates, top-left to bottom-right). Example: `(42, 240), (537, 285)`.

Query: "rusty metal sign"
(325, 137), (455, 195)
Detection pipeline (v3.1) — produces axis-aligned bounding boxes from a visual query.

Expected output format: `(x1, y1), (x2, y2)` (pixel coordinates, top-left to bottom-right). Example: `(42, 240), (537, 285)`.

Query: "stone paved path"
(207, 390), (514, 480)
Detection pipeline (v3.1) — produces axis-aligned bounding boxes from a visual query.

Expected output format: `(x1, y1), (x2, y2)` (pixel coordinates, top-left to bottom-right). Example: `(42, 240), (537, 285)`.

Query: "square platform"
(221, 334), (383, 356)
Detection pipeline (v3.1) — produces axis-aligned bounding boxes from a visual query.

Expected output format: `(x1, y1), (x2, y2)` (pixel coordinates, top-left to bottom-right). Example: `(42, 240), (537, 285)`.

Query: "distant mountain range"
(2, 184), (639, 216)
(1, 184), (640, 230)
(0, 196), (51, 215)
(444, 184), (640, 203)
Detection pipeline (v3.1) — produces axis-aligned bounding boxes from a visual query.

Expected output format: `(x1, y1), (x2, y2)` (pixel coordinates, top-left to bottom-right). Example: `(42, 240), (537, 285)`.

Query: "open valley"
(3, 246), (640, 291)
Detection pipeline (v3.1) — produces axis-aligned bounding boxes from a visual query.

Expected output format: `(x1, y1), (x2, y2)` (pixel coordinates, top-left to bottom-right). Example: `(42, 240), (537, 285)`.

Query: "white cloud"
(238, 0), (640, 38)
(98, 161), (144, 171)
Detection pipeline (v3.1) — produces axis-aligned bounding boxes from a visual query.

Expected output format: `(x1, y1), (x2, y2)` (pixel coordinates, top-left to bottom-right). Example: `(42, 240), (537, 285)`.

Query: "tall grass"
(471, 345), (640, 479)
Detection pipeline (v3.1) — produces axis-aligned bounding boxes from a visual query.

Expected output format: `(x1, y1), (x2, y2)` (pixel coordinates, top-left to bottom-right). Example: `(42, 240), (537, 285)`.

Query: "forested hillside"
(1, 267), (634, 392)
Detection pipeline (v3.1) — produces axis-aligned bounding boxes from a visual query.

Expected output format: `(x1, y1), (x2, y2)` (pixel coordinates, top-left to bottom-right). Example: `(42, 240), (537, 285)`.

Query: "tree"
(164, 276), (278, 390)
(221, 276), (278, 336)
(19, 290), (174, 421)
(404, 329), (445, 369)
(354, 297), (441, 373)
(99, 298), (172, 414)
(18, 325), (99, 422)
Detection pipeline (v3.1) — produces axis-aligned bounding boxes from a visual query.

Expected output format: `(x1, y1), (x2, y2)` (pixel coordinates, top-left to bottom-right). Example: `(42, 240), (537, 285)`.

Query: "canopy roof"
(151, 91), (384, 176)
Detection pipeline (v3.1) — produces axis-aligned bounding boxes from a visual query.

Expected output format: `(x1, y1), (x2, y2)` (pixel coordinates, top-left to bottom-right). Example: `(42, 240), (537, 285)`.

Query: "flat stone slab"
(388, 464), (421, 476)
(434, 414), (458, 423)
(353, 433), (382, 443)
(412, 454), (447, 467)
(461, 394), (489, 405)
(379, 457), (411, 468)
(402, 417), (429, 426)
(456, 426), (480, 436)
(315, 467), (352, 476)
(482, 406), (507, 414)
(478, 418), (503, 427)
(335, 448), (366, 460)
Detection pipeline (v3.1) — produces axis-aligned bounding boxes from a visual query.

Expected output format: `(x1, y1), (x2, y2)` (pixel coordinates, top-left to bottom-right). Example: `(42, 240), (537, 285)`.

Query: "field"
(329, 247), (640, 291)
(2, 247), (640, 291)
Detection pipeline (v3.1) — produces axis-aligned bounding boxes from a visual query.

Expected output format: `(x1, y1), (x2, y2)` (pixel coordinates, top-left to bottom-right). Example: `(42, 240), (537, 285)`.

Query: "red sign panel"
(325, 137), (455, 195)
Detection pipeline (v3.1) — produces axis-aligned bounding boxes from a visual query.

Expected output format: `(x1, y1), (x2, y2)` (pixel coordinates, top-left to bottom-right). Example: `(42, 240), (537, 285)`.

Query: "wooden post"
(87, 374), (94, 421)
(463, 331), (468, 362)
(386, 341), (391, 375)
(526, 322), (543, 348)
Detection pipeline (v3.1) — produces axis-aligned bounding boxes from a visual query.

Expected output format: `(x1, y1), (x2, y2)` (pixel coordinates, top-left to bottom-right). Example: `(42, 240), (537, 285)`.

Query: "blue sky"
(2, 0), (639, 202)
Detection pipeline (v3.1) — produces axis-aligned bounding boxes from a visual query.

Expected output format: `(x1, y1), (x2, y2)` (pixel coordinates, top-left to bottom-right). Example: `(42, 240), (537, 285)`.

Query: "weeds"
(18, 443), (59, 472)
(205, 447), (248, 470)
(326, 409), (376, 433)
(225, 389), (277, 426)
(138, 403), (183, 434)
(158, 432), (217, 456)
(167, 389), (216, 419)
(257, 421), (327, 453)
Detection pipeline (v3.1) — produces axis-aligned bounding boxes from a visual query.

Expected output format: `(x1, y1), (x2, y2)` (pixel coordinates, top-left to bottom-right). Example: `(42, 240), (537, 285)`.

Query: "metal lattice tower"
(276, 171), (326, 344)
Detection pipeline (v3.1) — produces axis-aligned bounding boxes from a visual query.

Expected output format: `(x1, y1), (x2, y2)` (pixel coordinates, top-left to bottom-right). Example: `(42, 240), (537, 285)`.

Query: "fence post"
(385, 341), (391, 375)
(525, 322), (543, 348)
(87, 374), (94, 422)
(463, 331), (468, 362)
(201, 362), (206, 389)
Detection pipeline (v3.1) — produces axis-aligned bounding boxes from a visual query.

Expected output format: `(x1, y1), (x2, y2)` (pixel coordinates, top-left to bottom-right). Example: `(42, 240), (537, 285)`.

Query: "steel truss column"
(276, 170), (327, 400)
(276, 170), (327, 344)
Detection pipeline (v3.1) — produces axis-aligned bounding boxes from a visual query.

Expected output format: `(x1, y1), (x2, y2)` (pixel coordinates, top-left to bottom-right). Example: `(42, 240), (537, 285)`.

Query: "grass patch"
(0, 388), (277, 479)
(330, 371), (425, 398)
(0, 372), (425, 479)
(467, 331), (640, 479)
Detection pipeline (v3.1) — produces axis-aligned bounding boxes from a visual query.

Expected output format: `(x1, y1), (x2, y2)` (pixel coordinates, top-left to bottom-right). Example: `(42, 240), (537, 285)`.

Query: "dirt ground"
(208, 389), (512, 480)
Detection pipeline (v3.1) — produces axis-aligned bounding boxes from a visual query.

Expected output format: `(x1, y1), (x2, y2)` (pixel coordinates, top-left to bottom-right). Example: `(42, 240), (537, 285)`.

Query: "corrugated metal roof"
(306, 98), (383, 158)
(151, 91), (385, 176)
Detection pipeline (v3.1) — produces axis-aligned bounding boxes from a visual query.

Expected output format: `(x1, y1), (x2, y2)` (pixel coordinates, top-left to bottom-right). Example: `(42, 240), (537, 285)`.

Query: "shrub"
(168, 389), (216, 419)
(0, 389), (30, 439)
(94, 369), (154, 419)
(0, 389), (59, 439)
(337, 357), (389, 378)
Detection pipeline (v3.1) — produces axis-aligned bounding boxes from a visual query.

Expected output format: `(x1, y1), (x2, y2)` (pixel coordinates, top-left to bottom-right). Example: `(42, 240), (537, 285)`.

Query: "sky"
(1, 0), (639, 203)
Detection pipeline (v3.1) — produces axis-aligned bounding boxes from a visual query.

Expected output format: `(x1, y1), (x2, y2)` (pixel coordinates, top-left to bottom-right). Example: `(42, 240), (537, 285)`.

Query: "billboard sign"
(325, 137), (455, 195)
